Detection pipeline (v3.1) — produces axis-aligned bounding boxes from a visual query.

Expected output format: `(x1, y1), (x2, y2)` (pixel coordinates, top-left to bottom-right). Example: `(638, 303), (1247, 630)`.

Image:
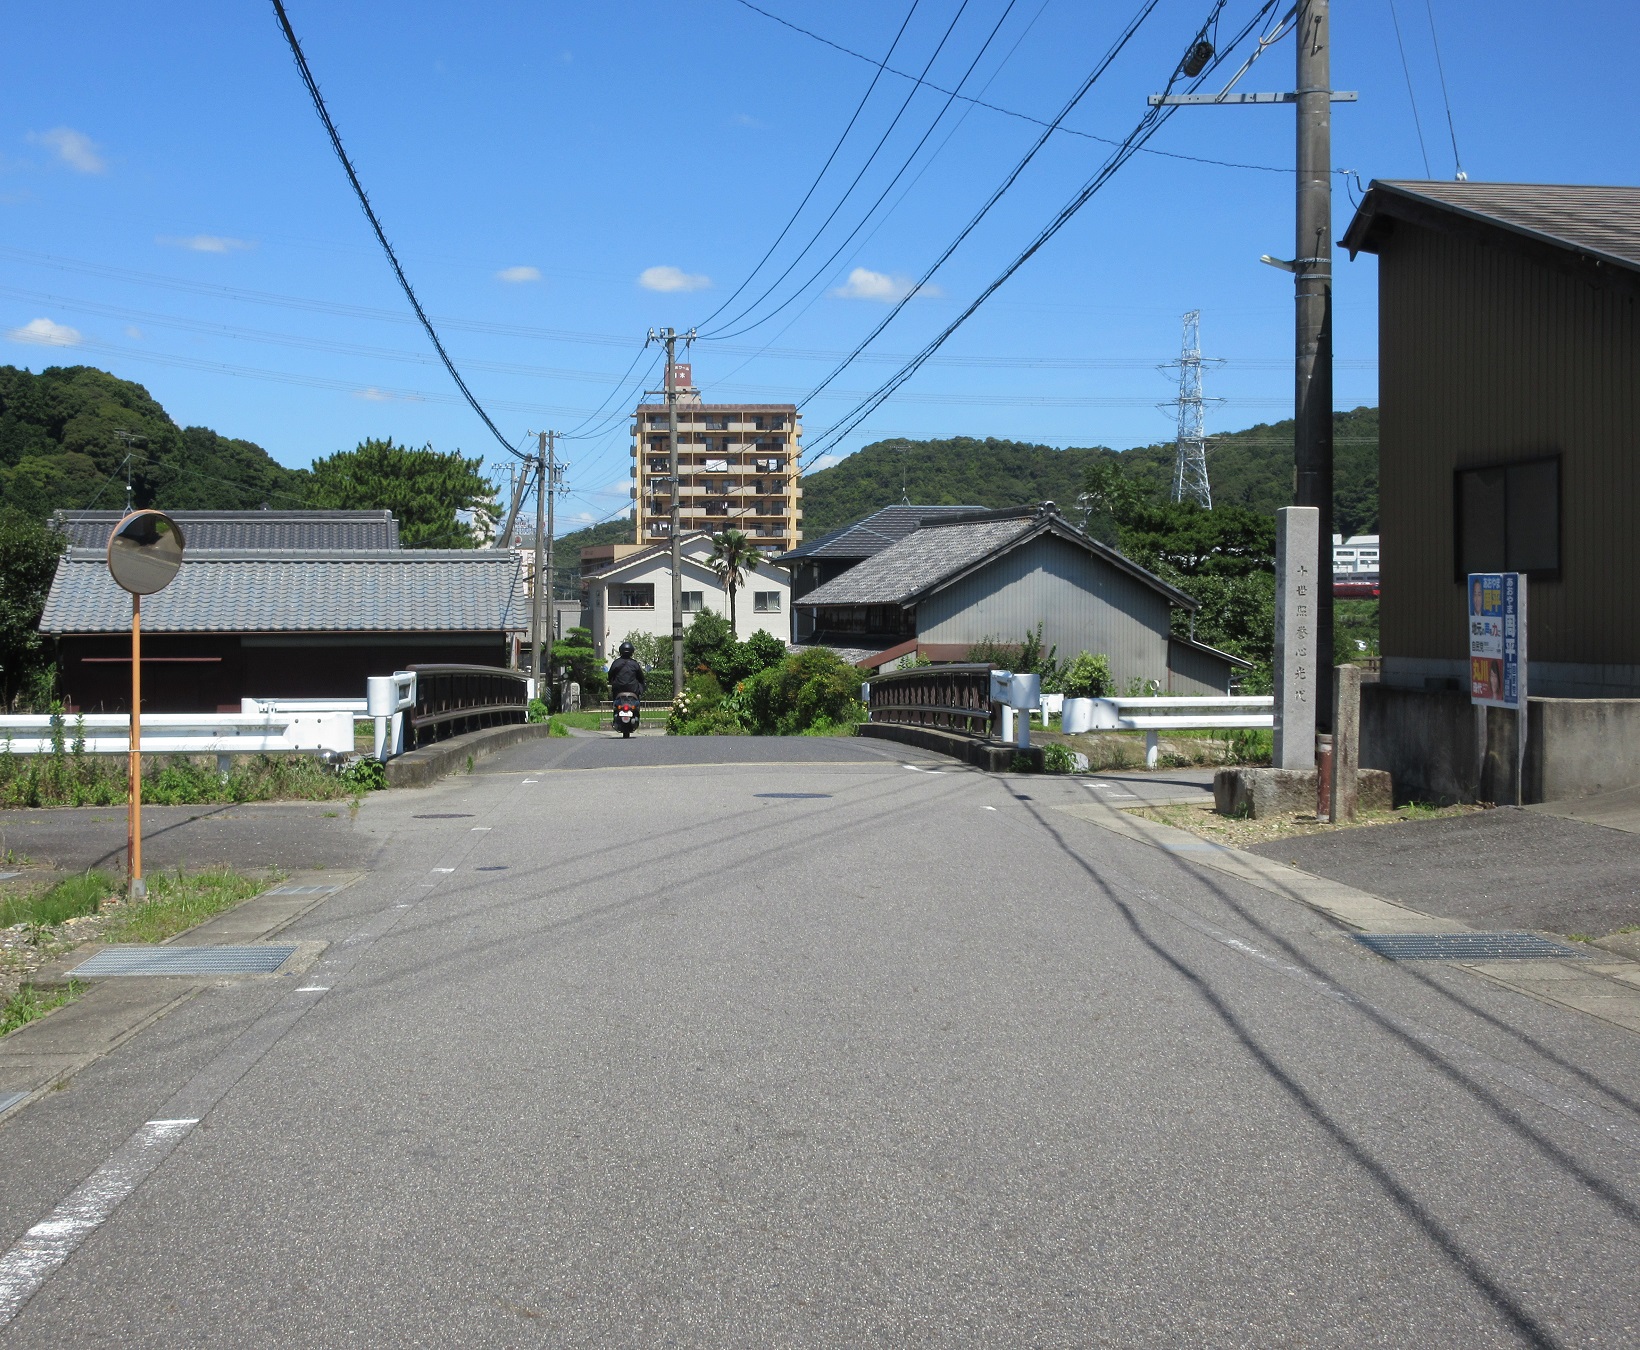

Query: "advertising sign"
(1468, 572), (1526, 709)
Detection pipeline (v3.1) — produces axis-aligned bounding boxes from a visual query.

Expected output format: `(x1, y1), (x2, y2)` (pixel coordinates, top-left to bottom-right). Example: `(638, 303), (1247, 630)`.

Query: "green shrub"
(526, 697), (549, 723)
(340, 758), (388, 790)
(1060, 652), (1113, 699)
(1042, 743), (1077, 774)
(668, 672), (725, 733)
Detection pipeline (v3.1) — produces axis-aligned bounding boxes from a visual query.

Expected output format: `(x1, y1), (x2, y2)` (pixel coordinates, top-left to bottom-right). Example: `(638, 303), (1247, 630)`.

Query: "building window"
(1455, 456), (1560, 579)
(682, 590), (704, 613)
(614, 584), (655, 608)
(753, 591), (781, 613)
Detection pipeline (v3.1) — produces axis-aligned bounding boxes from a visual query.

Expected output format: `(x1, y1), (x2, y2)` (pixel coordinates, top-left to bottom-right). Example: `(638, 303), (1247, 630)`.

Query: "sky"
(3, 0), (1636, 532)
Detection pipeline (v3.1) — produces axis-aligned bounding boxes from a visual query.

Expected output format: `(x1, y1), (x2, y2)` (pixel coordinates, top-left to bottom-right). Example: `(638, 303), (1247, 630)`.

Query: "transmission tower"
(1158, 310), (1222, 509)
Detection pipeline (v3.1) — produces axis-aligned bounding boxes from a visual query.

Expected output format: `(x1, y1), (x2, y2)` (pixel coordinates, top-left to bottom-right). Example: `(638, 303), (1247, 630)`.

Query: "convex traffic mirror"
(106, 510), (185, 595)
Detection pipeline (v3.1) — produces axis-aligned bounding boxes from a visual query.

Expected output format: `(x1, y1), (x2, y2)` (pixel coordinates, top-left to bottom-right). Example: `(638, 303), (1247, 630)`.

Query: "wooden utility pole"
(648, 327), (694, 693)
(1294, 0), (1335, 730)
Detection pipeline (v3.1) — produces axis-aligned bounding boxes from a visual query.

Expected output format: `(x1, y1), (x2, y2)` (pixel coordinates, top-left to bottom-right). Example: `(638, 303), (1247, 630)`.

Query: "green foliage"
(1335, 598), (1380, 664)
(548, 516), (633, 601)
(1042, 744), (1078, 774)
(622, 631), (671, 670)
(0, 508), (66, 708)
(0, 365), (308, 517)
(308, 438), (493, 547)
(526, 697), (549, 723)
(0, 870), (116, 928)
(965, 624), (1064, 689)
(667, 672), (729, 734)
(550, 626), (606, 704)
(680, 611), (787, 688)
(669, 646), (864, 737)
(339, 757), (388, 790)
(1, 980), (84, 1037)
(105, 866), (268, 945)
(1060, 652), (1113, 699)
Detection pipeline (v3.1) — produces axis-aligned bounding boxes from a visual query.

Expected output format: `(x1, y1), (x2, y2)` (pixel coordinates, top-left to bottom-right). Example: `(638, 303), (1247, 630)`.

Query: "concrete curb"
(383, 721), (555, 787)
(0, 871), (361, 1125)
(1051, 796), (1640, 1037)
(858, 722), (1044, 773)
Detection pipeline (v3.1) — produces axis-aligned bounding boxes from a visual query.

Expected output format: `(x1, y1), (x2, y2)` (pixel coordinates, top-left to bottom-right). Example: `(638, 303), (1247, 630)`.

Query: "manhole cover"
(1353, 933), (1590, 961)
(414, 813), (474, 819)
(263, 884), (344, 897)
(754, 793), (832, 799)
(73, 945), (298, 977)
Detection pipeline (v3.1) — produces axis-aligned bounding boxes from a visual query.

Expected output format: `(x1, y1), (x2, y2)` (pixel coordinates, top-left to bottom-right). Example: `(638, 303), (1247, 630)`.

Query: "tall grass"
(0, 871), (117, 927)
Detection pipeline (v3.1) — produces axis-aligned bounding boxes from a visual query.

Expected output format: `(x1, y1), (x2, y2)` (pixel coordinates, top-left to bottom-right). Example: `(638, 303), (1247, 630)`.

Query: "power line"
(700, 0), (979, 339)
(694, 1), (923, 332)
(801, 0), (1283, 466)
(1386, 0), (1432, 177)
(800, 0), (1174, 416)
(704, 0), (1023, 342)
(728, 0), (1317, 176)
(1423, 0), (1466, 180)
(269, 0), (526, 462)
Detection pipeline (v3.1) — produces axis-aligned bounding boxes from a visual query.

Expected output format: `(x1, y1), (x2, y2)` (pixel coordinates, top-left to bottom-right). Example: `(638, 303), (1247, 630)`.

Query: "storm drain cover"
(414, 813), (474, 819)
(1354, 933), (1589, 961)
(263, 884), (343, 897)
(0, 1092), (26, 1115)
(754, 793), (832, 799)
(73, 945), (298, 977)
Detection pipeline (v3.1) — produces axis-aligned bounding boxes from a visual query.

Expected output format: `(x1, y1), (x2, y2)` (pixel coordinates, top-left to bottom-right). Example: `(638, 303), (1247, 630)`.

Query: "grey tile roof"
(1343, 181), (1640, 273)
(54, 510), (400, 551)
(41, 549), (525, 635)
(775, 504), (985, 563)
(799, 508), (1198, 610)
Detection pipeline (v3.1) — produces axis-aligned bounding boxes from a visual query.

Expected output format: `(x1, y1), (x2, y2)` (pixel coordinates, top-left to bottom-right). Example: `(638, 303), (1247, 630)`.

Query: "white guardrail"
(1069, 694), (1274, 768)
(0, 672), (421, 766)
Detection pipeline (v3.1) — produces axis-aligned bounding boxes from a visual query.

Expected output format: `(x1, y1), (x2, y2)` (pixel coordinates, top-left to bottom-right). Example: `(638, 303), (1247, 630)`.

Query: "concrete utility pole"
(544, 430), (559, 658)
(1148, 0), (1354, 732)
(531, 432), (547, 692)
(647, 326), (694, 693)
(1294, 0), (1335, 730)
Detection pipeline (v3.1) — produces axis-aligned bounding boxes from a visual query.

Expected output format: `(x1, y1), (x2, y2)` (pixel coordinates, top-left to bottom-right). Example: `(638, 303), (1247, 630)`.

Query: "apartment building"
(629, 367), (803, 549)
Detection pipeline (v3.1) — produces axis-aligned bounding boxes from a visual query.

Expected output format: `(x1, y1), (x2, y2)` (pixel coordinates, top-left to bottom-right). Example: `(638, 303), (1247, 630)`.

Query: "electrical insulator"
(1182, 40), (1213, 78)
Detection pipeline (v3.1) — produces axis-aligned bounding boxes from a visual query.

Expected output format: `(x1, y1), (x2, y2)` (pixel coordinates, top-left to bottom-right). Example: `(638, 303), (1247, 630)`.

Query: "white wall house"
(581, 532), (791, 661)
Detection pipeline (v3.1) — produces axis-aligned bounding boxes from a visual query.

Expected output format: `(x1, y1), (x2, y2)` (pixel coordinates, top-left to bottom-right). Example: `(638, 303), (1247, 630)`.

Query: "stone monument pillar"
(1274, 506), (1319, 770)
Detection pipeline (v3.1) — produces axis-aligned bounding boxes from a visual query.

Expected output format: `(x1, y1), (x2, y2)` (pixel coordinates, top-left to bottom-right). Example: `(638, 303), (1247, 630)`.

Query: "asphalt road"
(2, 736), (1638, 1346)
(1248, 807), (1640, 938)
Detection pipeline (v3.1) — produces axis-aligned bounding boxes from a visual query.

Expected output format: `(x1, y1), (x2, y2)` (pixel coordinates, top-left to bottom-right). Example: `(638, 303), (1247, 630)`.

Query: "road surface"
(1, 734), (1636, 1346)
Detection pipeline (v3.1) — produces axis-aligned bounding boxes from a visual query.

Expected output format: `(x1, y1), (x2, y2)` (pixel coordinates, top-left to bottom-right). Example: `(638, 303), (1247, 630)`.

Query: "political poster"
(1468, 572), (1526, 709)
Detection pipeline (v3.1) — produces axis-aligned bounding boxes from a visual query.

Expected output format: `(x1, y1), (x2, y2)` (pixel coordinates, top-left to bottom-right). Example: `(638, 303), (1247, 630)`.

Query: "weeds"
(102, 866), (268, 945)
(0, 871), (117, 928)
(1, 980), (84, 1037)
(1042, 744), (1077, 774)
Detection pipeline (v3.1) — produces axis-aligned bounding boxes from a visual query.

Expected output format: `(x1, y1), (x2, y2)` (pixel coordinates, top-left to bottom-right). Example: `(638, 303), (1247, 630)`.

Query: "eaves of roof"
(1169, 633), (1253, 669)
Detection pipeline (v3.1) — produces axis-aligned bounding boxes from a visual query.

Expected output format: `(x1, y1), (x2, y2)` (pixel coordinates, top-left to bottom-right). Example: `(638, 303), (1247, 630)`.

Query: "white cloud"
(808, 452), (841, 471)
(124, 325), (144, 339)
(639, 264), (711, 293)
(831, 267), (941, 303)
(7, 317), (82, 347)
(730, 113), (762, 128)
(28, 127), (106, 174)
(574, 511), (594, 524)
(157, 234), (255, 254)
(353, 387), (424, 403)
(495, 265), (542, 284)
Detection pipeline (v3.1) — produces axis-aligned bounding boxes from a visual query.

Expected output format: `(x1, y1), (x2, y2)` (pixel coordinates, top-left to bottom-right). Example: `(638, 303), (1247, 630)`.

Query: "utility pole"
(531, 433), (547, 692)
(647, 326), (694, 693)
(544, 431), (559, 669)
(1147, 0), (1353, 728)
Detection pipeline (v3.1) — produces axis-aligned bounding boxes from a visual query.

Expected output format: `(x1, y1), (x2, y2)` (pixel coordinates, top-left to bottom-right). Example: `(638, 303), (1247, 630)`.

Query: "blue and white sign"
(1468, 572), (1527, 709)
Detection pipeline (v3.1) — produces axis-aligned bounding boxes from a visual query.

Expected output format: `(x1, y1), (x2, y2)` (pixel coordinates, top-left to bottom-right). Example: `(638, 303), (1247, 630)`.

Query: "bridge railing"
(405, 664), (530, 750)
(865, 663), (996, 736)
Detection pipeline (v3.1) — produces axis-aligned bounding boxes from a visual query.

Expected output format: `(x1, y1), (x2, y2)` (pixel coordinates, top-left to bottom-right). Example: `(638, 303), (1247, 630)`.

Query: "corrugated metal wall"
(1378, 224), (1639, 668)
(1166, 640), (1234, 695)
(916, 534), (1172, 688)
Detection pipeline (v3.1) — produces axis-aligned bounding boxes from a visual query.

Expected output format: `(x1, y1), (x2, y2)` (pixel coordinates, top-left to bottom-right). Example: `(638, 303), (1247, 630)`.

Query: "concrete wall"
(1362, 683), (1640, 805)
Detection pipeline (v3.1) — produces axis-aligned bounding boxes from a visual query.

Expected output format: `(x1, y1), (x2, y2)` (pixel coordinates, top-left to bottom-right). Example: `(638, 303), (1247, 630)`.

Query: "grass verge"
(101, 866), (271, 945)
(0, 870), (118, 928)
(0, 980), (83, 1037)
(0, 742), (361, 808)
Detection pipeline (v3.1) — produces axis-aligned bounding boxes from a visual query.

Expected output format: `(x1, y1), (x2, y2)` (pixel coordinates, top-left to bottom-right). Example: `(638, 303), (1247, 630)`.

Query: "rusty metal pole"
(128, 592), (145, 899)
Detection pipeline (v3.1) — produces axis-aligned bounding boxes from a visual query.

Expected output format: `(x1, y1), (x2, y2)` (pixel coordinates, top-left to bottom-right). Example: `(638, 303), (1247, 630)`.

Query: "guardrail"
(0, 711), (355, 770)
(404, 664), (529, 750)
(1080, 695), (1274, 768)
(865, 663), (996, 735)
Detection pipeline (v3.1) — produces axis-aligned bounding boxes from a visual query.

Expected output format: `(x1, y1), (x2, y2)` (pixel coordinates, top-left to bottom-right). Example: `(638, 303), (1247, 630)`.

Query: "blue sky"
(3, 1), (1635, 530)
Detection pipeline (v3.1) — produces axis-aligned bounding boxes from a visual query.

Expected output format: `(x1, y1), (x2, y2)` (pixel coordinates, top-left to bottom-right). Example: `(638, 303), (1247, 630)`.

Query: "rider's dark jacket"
(608, 657), (646, 695)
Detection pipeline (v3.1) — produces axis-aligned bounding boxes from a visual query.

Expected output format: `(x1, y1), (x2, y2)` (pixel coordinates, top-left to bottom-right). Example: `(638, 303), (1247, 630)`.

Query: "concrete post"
(1331, 663), (1361, 821)
(1274, 506), (1320, 769)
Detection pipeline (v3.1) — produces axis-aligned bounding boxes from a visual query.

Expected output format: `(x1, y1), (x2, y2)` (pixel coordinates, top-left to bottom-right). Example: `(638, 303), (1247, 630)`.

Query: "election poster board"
(1468, 572), (1526, 709)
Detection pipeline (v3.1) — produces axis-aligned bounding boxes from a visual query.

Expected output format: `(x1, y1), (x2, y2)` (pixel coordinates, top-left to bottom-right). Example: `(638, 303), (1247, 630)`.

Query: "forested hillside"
(798, 407), (1379, 539)
(0, 365), (307, 517)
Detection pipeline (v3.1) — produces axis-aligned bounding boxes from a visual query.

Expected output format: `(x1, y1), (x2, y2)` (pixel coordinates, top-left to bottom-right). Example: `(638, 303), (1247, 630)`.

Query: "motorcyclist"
(608, 641), (647, 699)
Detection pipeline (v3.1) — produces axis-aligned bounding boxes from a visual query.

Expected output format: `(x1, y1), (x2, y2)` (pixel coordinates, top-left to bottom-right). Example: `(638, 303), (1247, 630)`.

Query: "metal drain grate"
(414, 813), (473, 819)
(1354, 933), (1590, 961)
(73, 945), (298, 977)
(0, 1092), (26, 1115)
(263, 884), (343, 897)
(754, 793), (832, 799)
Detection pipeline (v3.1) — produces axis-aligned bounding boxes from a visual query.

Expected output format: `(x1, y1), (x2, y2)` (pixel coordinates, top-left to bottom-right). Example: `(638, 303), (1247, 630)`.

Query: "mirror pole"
(128, 592), (144, 900)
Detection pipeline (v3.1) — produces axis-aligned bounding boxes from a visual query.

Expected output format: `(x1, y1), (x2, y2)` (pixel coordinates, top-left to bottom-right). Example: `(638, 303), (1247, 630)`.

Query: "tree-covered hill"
(0, 365), (308, 517)
(798, 407), (1379, 539)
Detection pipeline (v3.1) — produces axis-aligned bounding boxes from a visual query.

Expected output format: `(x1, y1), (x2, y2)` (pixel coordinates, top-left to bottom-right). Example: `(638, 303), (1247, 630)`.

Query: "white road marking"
(295, 986), (329, 993)
(0, 1118), (198, 1326)
(431, 867), (455, 873)
(470, 826), (492, 831)
(983, 806), (998, 811)
(522, 779), (540, 785)
(902, 765), (942, 774)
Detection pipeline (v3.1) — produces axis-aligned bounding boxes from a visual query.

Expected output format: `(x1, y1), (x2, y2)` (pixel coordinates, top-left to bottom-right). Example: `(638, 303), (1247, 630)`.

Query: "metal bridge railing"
(865, 663), (996, 736)
(405, 664), (530, 750)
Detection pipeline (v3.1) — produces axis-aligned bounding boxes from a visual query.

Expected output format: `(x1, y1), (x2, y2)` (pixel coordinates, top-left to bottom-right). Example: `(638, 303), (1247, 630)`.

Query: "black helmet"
(619, 641), (635, 658)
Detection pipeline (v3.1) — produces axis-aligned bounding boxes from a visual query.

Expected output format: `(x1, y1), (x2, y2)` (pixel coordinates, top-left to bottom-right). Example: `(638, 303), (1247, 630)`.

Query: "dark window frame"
(1452, 453), (1562, 582)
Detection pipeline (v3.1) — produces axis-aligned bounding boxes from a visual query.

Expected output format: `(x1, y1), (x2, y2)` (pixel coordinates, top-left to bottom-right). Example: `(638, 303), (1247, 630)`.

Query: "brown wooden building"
(1343, 180), (1640, 698)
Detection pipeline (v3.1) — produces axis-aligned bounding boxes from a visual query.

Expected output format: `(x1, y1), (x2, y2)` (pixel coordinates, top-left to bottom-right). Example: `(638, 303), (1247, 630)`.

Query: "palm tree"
(708, 529), (759, 636)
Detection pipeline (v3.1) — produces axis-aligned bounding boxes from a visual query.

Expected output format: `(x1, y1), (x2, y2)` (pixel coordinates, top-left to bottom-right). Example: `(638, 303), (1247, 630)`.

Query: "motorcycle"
(612, 691), (641, 738)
